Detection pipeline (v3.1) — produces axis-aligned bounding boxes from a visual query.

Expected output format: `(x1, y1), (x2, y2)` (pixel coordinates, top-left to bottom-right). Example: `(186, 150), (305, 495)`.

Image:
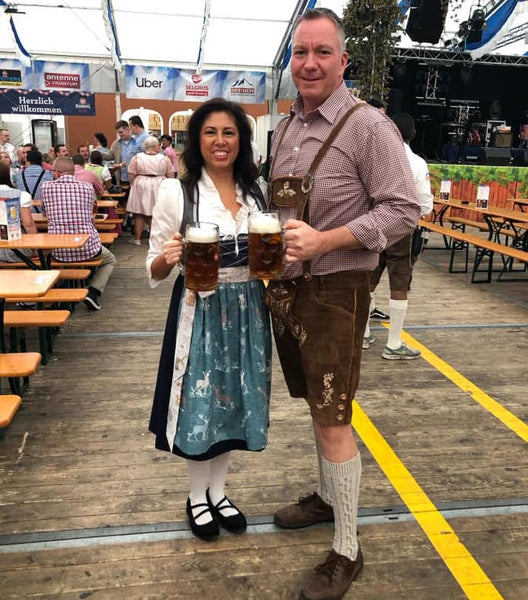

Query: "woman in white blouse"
(146, 99), (270, 541)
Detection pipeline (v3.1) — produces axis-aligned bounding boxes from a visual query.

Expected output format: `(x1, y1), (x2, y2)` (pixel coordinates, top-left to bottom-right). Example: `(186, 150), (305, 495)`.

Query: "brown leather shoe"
(274, 492), (334, 529)
(299, 547), (363, 600)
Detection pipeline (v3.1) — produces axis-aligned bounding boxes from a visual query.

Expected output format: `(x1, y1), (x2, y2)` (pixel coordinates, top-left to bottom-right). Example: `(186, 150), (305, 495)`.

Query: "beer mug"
(248, 210), (284, 280)
(184, 222), (219, 292)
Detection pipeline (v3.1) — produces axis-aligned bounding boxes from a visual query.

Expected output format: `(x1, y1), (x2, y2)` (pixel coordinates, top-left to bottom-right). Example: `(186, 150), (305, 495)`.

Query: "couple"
(147, 9), (419, 600)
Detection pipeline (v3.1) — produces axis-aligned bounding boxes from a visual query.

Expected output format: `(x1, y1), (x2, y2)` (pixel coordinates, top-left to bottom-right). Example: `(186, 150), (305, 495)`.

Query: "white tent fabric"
(0, 1), (526, 79)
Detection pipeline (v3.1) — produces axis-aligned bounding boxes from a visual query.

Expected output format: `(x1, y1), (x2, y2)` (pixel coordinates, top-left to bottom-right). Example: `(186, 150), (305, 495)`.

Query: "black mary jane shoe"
(206, 489), (247, 534)
(186, 498), (219, 541)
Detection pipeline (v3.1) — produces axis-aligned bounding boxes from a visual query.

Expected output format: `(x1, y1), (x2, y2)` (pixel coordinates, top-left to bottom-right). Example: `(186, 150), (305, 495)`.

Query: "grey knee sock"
(322, 453), (362, 561)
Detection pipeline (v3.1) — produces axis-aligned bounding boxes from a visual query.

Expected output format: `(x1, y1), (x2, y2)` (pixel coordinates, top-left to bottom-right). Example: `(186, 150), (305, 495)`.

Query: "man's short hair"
(115, 120), (128, 130)
(128, 115), (144, 129)
(26, 149), (43, 165)
(54, 157), (74, 173)
(293, 8), (346, 51)
(72, 154), (85, 166)
(391, 113), (416, 143)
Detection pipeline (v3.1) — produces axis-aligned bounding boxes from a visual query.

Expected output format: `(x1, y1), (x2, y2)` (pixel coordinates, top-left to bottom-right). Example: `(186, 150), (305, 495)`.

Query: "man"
(72, 154), (104, 196)
(363, 113), (433, 359)
(53, 144), (69, 158)
(365, 97), (390, 321)
(128, 115), (148, 152)
(14, 143), (37, 171)
(0, 128), (15, 161)
(16, 149), (52, 202)
(267, 9), (420, 600)
(77, 144), (90, 163)
(103, 120), (138, 187)
(40, 157), (116, 311)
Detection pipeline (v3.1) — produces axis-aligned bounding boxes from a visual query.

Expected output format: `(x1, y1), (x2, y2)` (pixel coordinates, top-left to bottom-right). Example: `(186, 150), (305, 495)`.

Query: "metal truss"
(392, 47), (528, 67)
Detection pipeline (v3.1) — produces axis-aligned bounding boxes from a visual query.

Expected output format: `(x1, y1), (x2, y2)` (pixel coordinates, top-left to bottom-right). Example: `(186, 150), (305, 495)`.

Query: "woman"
(0, 163), (37, 261)
(93, 132), (109, 154)
(146, 99), (270, 541)
(85, 150), (113, 190)
(0, 150), (17, 186)
(127, 136), (173, 245)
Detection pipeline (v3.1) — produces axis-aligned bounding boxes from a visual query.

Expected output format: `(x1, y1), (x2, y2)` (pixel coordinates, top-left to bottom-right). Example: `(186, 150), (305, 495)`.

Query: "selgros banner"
(173, 69), (266, 104)
(125, 65), (174, 99)
(0, 89), (96, 116)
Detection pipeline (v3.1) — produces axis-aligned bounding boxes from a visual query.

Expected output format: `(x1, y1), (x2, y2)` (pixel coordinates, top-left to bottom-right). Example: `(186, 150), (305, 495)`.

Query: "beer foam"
(186, 226), (218, 243)
(249, 213), (281, 234)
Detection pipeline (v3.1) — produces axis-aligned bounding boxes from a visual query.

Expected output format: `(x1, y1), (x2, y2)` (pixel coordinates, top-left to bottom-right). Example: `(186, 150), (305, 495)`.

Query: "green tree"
(342, 0), (401, 101)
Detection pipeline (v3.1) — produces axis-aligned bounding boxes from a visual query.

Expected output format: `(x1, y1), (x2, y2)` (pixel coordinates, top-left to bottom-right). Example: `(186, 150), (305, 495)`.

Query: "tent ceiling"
(0, 1), (526, 70)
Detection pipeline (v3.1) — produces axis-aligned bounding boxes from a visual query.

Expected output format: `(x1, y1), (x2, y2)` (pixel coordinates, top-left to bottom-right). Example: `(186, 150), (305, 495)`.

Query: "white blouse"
(146, 170), (266, 288)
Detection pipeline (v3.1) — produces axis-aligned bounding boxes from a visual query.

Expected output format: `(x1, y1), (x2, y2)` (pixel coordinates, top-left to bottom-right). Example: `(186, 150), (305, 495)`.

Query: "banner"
(0, 89), (96, 116)
(125, 65), (174, 99)
(173, 69), (265, 104)
(30, 60), (90, 92)
(0, 59), (90, 92)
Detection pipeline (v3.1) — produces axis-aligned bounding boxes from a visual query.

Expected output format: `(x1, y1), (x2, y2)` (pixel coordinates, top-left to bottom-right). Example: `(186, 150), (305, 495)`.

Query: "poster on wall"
(0, 89), (96, 116)
(125, 65), (174, 100)
(173, 69), (266, 104)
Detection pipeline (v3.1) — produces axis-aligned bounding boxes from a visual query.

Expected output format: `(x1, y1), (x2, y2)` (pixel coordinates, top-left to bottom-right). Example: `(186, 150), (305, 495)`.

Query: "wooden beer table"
(0, 269), (60, 352)
(0, 233), (89, 269)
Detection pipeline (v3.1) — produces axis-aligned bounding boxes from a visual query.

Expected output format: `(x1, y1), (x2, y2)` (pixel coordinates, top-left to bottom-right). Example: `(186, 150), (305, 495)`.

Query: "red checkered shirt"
(270, 83), (420, 278)
(40, 174), (101, 261)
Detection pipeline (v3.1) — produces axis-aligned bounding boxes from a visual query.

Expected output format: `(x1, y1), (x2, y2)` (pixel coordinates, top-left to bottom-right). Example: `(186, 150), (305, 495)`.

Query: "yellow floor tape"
(397, 327), (528, 443)
(353, 401), (504, 599)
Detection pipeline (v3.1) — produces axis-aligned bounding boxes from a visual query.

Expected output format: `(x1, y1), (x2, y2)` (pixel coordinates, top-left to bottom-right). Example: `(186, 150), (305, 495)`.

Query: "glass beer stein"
(184, 222), (220, 292)
(248, 210), (283, 280)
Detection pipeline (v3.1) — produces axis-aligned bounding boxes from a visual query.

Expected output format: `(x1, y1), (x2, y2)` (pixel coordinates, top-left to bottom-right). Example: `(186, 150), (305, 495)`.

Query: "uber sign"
(125, 65), (174, 100)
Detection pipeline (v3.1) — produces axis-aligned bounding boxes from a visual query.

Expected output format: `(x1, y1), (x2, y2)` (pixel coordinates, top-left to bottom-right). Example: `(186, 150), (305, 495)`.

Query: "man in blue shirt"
(128, 115), (149, 152)
(16, 149), (52, 201)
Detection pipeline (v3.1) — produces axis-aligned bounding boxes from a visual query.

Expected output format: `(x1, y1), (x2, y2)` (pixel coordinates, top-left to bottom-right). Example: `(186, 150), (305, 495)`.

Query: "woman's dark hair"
(90, 150), (103, 165)
(0, 162), (14, 187)
(94, 132), (108, 147)
(160, 134), (173, 144)
(181, 98), (257, 194)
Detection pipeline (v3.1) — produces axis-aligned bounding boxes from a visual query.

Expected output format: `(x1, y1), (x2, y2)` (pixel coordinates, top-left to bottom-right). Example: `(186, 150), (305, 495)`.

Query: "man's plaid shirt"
(41, 174), (101, 261)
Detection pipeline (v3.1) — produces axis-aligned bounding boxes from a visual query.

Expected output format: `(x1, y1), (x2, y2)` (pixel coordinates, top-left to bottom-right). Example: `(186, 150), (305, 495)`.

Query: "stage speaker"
(387, 89), (403, 116)
(406, 0), (446, 44)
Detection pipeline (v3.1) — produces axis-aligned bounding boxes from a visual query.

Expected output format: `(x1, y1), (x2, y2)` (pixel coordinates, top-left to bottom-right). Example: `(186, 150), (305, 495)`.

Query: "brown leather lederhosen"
(265, 102), (366, 344)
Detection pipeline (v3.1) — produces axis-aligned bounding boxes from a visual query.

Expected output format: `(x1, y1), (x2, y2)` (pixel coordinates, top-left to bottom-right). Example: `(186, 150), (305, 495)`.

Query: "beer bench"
(0, 257), (103, 270)
(420, 219), (528, 283)
(0, 352), (41, 395)
(6, 288), (88, 311)
(99, 232), (119, 246)
(4, 310), (71, 365)
(0, 394), (22, 429)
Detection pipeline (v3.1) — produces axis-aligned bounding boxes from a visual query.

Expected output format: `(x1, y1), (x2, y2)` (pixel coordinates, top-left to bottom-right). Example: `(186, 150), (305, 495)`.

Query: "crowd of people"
(1, 10), (435, 599)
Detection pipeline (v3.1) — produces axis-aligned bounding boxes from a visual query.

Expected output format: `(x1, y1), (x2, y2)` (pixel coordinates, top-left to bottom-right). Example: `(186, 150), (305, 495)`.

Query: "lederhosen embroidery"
(265, 102), (366, 343)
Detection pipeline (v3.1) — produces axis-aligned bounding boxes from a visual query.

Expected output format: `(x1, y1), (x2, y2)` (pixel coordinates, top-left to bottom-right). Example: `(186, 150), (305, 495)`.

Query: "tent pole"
(114, 69), (121, 119)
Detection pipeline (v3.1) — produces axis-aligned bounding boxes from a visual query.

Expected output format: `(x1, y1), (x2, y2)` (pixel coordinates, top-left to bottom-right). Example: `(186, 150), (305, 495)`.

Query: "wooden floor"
(0, 233), (527, 599)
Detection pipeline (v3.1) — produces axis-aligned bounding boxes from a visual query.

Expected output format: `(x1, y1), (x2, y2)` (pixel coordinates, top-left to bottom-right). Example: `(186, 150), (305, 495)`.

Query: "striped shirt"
(270, 83), (420, 278)
(40, 174), (101, 261)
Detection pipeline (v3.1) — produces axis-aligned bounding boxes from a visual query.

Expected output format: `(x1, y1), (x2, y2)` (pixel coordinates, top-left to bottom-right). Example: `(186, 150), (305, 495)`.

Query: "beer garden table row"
(431, 198), (528, 249)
